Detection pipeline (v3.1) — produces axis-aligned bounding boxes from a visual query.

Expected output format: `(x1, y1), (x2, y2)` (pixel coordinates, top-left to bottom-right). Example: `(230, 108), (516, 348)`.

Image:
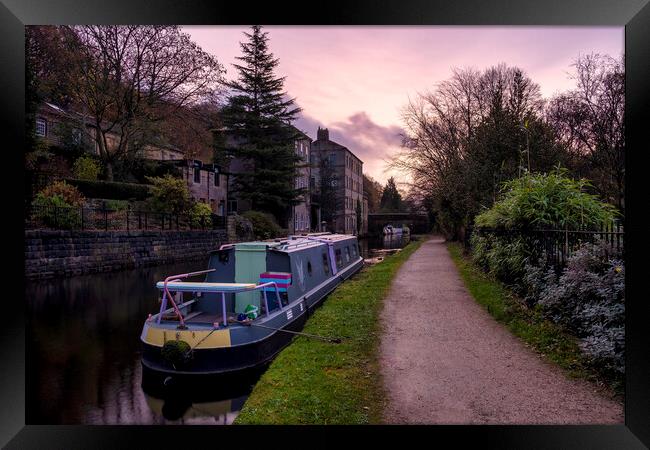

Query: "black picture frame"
(3, 0), (649, 447)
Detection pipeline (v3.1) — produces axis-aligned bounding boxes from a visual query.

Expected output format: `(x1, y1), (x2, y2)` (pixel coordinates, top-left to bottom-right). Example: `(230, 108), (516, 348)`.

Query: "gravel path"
(380, 236), (623, 424)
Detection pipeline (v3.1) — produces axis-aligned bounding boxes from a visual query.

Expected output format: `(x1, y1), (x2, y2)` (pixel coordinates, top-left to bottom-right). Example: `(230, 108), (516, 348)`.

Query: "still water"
(26, 234), (410, 424)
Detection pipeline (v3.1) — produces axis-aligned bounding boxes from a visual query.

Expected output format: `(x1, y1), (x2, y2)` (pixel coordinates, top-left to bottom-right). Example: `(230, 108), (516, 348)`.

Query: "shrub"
(66, 179), (152, 201)
(189, 202), (213, 228)
(146, 174), (191, 214)
(474, 168), (617, 230)
(533, 239), (625, 374)
(31, 181), (85, 229)
(242, 211), (283, 240)
(37, 180), (84, 207)
(103, 199), (130, 211)
(470, 232), (531, 285)
(72, 156), (101, 181)
(233, 215), (254, 240)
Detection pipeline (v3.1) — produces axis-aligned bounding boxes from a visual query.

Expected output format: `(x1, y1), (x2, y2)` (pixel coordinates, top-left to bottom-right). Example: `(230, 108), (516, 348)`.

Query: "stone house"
(310, 127), (366, 235)
(34, 102), (230, 215)
(220, 126), (312, 233)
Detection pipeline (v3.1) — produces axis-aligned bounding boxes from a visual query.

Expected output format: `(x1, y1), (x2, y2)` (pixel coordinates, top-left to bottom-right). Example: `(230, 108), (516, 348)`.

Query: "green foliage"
(72, 156), (101, 180)
(242, 210), (283, 240)
(103, 199), (129, 211)
(474, 169), (617, 230)
(189, 202), (213, 228)
(66, 178), (152, 201)
(146, 174), (191, 214)
(37, 180), (84, 206)
(379, 177), (403, 212)
(470, 233), (528, 285)
(235, 239), (424, 424)
(219, 25), (303, 225)
(32, 181), (85, 229)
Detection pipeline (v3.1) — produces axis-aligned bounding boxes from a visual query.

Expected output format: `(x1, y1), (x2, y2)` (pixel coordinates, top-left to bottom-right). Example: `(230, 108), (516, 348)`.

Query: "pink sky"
(184, 26), (623, 185)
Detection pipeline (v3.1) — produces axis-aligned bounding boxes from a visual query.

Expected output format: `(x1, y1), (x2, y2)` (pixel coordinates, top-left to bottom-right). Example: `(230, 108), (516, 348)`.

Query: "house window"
(228, 199), (237, 213)
(214, 169), (220, 187)
(72, 128), (82, 145)
(193, 167), (201, 183)
(218, 200), (225, 216)
(35, 118), (47, 137)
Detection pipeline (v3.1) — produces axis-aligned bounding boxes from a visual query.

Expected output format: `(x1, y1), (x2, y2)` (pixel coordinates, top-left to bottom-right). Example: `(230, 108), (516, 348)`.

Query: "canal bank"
(234, 237), (424, 424)
(25, 229), (228, 280)
(26, 235), (409, 424)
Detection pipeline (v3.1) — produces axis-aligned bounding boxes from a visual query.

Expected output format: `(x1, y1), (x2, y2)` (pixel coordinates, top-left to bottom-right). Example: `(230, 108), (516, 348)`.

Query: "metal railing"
(466, 222), (624, 271)
(153, 269), (282, 328)
(25, 204), (226, 231)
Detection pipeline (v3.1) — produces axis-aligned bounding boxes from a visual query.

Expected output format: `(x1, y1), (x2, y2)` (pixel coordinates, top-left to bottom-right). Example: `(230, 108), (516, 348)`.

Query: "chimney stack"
(317, 127), (329, 141)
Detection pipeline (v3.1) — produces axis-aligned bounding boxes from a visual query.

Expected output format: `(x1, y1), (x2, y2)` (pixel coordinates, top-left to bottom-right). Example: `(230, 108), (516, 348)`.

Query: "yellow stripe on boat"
(144, 326), (231, 348)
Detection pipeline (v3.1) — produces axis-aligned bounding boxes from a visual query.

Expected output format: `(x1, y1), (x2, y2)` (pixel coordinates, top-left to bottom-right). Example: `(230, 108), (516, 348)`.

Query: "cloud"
(295, 111), (406, 185)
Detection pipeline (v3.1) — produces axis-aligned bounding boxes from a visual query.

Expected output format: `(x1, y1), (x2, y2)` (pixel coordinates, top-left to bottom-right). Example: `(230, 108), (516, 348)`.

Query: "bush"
(146, 174), (191, 214)
(103, 199), (130, 211)
(189, 202), (213, 228)
(66, 178), (152, 201)
(470, 232), (531, 285)
(527, 239), (625, 374)
(242, 211), (283, 240)
(72, 156), (101, 181)
(31, 181), (84, 229)
(37, 180), (84, 207)
(474, 168), (617, 230)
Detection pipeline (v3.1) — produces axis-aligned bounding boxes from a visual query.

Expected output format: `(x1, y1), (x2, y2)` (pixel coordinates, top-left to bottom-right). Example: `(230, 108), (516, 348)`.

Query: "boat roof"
(214, 233), (357, 254)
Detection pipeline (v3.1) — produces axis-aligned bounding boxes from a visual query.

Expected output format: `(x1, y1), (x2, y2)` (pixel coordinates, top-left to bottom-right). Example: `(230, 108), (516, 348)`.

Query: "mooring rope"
(235, 319), (342, 344)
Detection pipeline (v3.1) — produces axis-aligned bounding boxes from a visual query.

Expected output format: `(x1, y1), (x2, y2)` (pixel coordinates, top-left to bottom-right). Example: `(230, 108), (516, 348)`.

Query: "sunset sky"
(184, 26), (623, 185)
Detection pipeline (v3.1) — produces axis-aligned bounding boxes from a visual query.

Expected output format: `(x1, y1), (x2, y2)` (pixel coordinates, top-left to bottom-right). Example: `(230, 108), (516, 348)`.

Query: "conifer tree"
(380, 177), (403, 212)
(220, 25), (304, 225)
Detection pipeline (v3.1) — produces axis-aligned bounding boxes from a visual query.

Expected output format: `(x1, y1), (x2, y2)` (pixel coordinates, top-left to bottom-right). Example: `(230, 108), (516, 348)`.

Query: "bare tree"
(392, 64), (544, 238)
(546, 53), (625, 212)
(61, 26), (225, 180)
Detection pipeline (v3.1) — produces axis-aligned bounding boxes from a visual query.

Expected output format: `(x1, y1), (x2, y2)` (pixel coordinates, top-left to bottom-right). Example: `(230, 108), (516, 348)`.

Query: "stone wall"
(25, 229), (229, 280)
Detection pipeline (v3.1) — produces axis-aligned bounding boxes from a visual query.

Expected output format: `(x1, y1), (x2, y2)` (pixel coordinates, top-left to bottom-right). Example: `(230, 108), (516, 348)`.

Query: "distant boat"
(140, 233), (363, 383)
(383, 224), (410, 235)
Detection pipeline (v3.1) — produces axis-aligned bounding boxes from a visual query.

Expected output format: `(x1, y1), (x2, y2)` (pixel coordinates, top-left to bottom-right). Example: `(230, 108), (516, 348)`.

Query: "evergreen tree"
(380, 177), (403, 212)
(220, 25), (304, 226)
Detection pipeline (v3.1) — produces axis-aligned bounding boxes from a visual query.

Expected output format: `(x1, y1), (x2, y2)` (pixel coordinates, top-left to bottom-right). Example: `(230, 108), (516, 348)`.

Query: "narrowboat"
(140, 233), (363, 381)
(383, 224), (410, 235)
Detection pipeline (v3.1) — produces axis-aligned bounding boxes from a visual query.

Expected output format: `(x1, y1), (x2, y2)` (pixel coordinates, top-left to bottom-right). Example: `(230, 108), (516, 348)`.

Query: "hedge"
(64, 178), (152, 200)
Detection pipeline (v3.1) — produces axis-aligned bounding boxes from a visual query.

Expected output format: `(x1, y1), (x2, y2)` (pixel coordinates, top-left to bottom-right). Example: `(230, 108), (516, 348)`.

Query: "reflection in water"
(26, 236), (408, 425)
(358, 234), (410, 258)
(26, 259), (253, 425)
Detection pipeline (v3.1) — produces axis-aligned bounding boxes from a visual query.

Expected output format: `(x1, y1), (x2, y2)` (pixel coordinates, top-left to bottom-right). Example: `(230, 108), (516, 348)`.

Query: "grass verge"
(447, 242), (622, 397)
(234, 237), (426, 424)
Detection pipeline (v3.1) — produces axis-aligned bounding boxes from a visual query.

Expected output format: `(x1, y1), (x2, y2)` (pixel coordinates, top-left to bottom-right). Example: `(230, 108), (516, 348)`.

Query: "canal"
(26, 234), (410, 424)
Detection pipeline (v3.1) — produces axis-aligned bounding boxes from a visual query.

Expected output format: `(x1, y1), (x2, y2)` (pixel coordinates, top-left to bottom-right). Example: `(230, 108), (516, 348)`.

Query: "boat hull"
(141, 256), (362, 382)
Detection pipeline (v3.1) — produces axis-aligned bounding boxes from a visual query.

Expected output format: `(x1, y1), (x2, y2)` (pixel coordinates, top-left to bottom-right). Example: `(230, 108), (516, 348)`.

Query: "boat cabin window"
(344, 246), (350, 263)
(307, 261), (312, 276)
(322, 252), (330, 275)
(351, 244), (357, 257)
(335, 249), (342, 269)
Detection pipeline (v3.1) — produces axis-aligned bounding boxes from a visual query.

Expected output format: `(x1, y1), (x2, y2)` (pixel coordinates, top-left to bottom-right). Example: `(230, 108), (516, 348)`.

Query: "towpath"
(379, 236), (623, 424)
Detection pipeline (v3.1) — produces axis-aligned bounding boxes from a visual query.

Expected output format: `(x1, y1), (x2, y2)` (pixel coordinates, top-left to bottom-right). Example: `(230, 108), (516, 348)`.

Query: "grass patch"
(447, 242), (622, 397)
(234, 238), (426, 424)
